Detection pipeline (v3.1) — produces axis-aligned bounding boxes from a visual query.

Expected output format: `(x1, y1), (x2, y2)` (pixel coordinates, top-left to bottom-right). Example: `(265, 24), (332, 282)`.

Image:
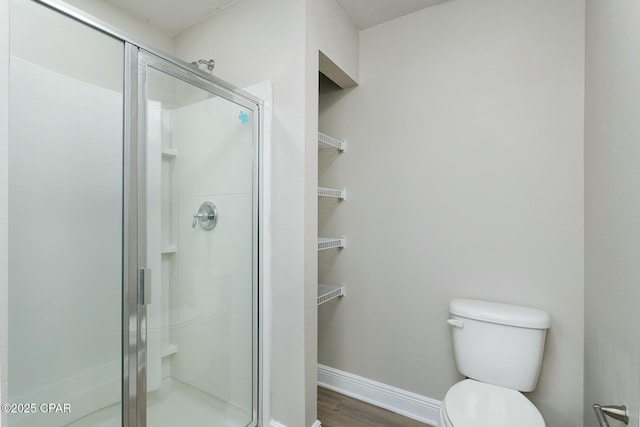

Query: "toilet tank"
(448, 299), (551, 392)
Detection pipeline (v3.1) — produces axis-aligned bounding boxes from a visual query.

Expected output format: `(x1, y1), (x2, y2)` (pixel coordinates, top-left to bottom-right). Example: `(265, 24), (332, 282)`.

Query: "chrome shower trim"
(135, 47), (149, 427)
(123, 42), (138, 427)
(136, 49), (263, 427)
(192, 201), (219, 230)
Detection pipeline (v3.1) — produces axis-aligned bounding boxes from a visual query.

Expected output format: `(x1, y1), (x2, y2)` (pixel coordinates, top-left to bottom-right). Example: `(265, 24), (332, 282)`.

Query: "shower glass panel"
(141, 56), (257, 427)
(8, 0), (124, 426)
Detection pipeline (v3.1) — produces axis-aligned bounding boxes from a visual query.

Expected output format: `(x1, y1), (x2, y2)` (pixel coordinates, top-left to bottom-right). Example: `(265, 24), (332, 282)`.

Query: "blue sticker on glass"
(239, 111), (249, 124)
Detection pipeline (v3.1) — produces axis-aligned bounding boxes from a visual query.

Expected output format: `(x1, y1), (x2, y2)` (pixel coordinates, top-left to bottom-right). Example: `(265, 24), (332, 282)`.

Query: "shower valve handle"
(192, 212), (212, 228)
(192, 202), (219, 230)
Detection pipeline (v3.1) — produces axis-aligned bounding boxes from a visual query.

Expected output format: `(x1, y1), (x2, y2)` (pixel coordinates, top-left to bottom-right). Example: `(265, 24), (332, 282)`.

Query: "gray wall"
(305, 2), (359, 426)
(318, 0), (585, 425)
(584, 0), (640, 426)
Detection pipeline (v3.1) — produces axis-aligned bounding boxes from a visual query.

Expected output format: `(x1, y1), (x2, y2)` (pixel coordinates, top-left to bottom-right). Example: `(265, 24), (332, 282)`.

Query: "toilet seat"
(440, 379), (545, 427)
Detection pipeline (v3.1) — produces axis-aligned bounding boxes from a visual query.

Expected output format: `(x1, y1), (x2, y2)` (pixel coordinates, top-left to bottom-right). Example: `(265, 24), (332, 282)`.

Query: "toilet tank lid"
(450, 299), (551, 329)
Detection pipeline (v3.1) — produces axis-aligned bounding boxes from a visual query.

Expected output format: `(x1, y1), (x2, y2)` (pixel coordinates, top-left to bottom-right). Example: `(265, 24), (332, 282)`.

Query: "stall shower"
(7, 0), (263, 426)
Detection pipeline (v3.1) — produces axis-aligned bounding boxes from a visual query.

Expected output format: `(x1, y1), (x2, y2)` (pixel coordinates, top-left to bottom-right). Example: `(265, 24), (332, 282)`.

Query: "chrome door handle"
(138, 268), (151, 305)
(593, 404), (629, 426)
(192, 201), (218, 230)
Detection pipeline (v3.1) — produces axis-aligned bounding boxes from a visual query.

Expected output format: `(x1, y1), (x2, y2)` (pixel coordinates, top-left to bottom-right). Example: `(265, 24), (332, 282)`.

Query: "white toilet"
(439, 298), (551, 427)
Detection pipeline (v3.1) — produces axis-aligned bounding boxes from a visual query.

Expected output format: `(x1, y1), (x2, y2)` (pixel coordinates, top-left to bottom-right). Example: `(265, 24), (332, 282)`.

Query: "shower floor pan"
(67, 377), (250, 427)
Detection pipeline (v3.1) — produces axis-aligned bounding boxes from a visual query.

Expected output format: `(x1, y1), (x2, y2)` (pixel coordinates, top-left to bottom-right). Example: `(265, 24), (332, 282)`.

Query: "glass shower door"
(138, 51), (258, 427)
(8, 1), (124, 426)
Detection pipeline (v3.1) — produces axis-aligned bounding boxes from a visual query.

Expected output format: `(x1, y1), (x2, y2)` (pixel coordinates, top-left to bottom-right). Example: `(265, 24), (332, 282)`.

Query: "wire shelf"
(318, 132), (345, 151)
(318, 284), (345, 305)
(317, 186), (346, 200)
(318, 237), (345, 251)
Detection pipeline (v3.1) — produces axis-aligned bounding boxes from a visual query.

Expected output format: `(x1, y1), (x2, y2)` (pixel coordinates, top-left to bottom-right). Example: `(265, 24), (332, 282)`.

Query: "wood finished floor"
(317, 387), (435, 427)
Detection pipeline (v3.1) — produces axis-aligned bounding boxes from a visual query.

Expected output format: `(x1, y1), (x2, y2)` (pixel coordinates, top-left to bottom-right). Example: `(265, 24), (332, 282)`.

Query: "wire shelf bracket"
(318, 237), (346, 251)
(318, 284), (345, 305)
(317, 186), (346, 200)
(318, 132), (345, 151)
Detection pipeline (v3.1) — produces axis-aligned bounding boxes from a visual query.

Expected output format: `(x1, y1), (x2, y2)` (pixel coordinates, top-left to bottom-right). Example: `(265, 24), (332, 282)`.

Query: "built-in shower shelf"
(318, 132), (345, 151)
(161, 344), (177, 358)
(162, 148), (177, 158)
(318, 186), (346, 200)
(318, 237), (345, 251)
(318, 284), (345, 305)
(161, 245), (177, 254)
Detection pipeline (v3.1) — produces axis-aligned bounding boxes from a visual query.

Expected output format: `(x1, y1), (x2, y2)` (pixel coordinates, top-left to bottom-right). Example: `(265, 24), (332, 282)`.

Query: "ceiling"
(102, 0), (448, 36)
(336, 0), (448, 29)
(103, 0), (238, 36)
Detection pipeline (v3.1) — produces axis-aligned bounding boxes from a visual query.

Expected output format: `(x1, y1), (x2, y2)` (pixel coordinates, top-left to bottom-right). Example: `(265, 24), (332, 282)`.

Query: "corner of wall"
(318, 51), (357, 89)
(304, 1), (359, 426)
(303, 39), (320, 427)
(309, 0), (359, 86)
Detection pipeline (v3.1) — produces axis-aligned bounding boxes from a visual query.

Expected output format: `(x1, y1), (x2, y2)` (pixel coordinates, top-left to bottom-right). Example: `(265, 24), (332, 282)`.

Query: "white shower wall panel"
(10, 0), (124, 92)
(8, 56), (122, 426)
(171, 95), (254, 412)
(176, 98), (253, 197)
(171, 308), (252, 412)
(177, 195), (253, 318)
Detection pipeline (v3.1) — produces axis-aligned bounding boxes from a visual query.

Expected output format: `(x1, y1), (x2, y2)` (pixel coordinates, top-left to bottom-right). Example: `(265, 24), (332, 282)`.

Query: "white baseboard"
(317, 364), (441, 426)
(270, 420), (321, 427)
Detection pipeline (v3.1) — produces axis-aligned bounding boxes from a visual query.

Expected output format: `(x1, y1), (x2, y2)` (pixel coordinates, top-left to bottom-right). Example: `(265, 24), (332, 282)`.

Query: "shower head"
(191, 59), (216, 73)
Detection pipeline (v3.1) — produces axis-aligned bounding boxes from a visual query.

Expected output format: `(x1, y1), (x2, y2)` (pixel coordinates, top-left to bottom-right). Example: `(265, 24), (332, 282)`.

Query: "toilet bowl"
(439, 379), (544, 427)
(440, 299), (550, 427)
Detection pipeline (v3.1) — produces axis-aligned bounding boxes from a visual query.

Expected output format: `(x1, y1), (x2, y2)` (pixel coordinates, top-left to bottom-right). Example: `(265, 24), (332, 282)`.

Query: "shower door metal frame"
(25, 1), (264, 426)
(132, 48), (263, 427)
